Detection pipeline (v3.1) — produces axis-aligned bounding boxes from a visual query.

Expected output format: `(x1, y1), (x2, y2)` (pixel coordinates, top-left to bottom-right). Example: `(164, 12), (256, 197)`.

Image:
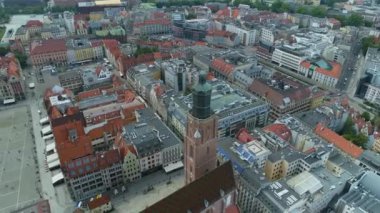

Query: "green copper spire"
(191, 71), (212, 119)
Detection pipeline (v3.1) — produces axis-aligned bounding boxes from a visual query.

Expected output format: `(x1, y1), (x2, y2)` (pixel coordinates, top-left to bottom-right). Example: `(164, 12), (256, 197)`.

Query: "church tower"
(184, 72), (217, 185)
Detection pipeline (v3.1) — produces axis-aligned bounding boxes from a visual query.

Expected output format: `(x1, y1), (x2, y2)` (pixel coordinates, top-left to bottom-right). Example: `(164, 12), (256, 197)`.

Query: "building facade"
(30, 39), (68, 67)
(15, 26), (30, 44)
(58, 71), (83, 92)
(226, 24), (256, 46)
(63, 150), (124, 201)
(0, 54), (25, 101)
(364, 84), (380, 104)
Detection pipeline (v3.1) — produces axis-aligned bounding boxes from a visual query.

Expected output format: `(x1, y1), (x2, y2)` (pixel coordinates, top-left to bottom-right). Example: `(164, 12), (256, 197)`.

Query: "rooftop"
(249, 72), (313, 108)
(30, 39), (67, 55)
(259, 180), (301, 211)
(87, 195), (110, 210)
(301, 59), (342, 79)
(263, 123), (292, 143)
(62, 149), (121, 179)
(122, 108), (181, 156)
(172, 79), (267, 119)
(77, 94), (118, 110)
(315, 123), (363, 159)
(143, 161), (236, 213)
(286, 171), (323, 196)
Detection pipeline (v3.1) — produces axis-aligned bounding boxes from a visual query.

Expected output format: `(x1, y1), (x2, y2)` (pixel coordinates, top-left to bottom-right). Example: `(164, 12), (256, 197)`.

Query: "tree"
(352, 133), (368, 148)
(361, 36), (380, 56)
(271, 0), (290, 13)
(364, 20), (373, 27)
(346, 13), (364, 27)
(0, 47), (9, 56)
(296, 6), (308, 14)
(327, 0), (335, 7)
(186, 13), (197, 20)
(372, 116), (380, 130)
(341, 117), (355, 135)
(362, 111), (371, 122)
(254, 0), (269, 10)
(310, 6), (327, 18)
(14, 52), (27, 68)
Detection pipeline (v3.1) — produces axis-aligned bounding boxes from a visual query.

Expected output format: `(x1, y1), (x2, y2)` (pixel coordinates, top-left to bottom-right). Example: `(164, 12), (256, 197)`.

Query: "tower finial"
(199, 71), (207, 84)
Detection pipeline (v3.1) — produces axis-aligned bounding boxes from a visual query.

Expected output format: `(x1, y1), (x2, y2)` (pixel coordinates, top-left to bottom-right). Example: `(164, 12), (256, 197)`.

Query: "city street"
(335, 31), (361, 91)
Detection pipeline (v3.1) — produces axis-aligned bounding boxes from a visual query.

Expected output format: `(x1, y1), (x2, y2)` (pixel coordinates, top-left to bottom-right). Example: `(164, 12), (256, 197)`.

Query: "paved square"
(0, 106), (41, 213)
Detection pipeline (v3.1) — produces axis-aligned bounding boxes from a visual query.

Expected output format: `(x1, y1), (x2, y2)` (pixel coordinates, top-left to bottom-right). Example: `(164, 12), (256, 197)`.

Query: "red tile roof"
(300, 60), (342, 79)
(236, 128), (254, 143)
(0, 55), (21, 78)
(211, 58), (235, 77)
(50, 106), (62, 120)
(77, 89), (101, 101)
(30, 39), (67, 55)
(87, 195), (110, 210)
(66, 106), (79, 116)
(315, 123), (363, 159)
(248, 73), (312, 107)
(263, 123), (292, 142)
(26, 20), (43, 28)
(215, 7), (239, 19)
(53, 120), (93, 164)
(133, 18), (171, 27)
(226, 204), (240, 213)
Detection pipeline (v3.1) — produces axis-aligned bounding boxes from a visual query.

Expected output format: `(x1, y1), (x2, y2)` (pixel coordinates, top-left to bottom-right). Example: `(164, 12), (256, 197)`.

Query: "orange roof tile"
(50, 106), (62, 119)
(77, 89), (101, 101)
(211, 58), (235, 77)
(300, 60), (342, 79)
(236, 128), (254, 143)
(226, 204), (240, 213)
(263, 123), (292, 142)
(315, 123), (363, 159)
(26, 20), (43, 28)
(53, 120), (93, 164)
(88, 195), (110, 210)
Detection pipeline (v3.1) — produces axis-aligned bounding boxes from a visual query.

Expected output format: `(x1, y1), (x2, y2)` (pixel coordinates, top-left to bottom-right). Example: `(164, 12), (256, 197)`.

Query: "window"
(189, 145), (194, 158)
(207, 146), (210, 155)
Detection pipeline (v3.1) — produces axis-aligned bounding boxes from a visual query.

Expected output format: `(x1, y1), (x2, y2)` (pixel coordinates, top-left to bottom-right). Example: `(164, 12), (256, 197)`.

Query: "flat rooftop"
(175, 79), (266, 118)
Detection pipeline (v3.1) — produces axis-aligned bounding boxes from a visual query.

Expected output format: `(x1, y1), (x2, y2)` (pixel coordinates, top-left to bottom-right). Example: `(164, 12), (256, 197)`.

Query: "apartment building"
(30, 39), (68, 67)
(0, 54), (25, 102)
(226, 24), (256, 46)
(133, 19), (171, 35)
(249, 72), (322, 119)
(299, 59), (342, 88)
(63, 149), (124, 201)
(119, 108), (183, 175)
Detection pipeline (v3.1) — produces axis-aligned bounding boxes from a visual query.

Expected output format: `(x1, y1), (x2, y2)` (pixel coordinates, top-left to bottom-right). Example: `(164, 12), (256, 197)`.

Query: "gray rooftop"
(267, 146), (305, 163)
(259, 180), (302, 212)
(77, 94), (117, 110)
(328, 151), (363, 177)
(122, 108), (181, 156)
(360, 150), (380, 170)
(172, 79), (267, 119)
